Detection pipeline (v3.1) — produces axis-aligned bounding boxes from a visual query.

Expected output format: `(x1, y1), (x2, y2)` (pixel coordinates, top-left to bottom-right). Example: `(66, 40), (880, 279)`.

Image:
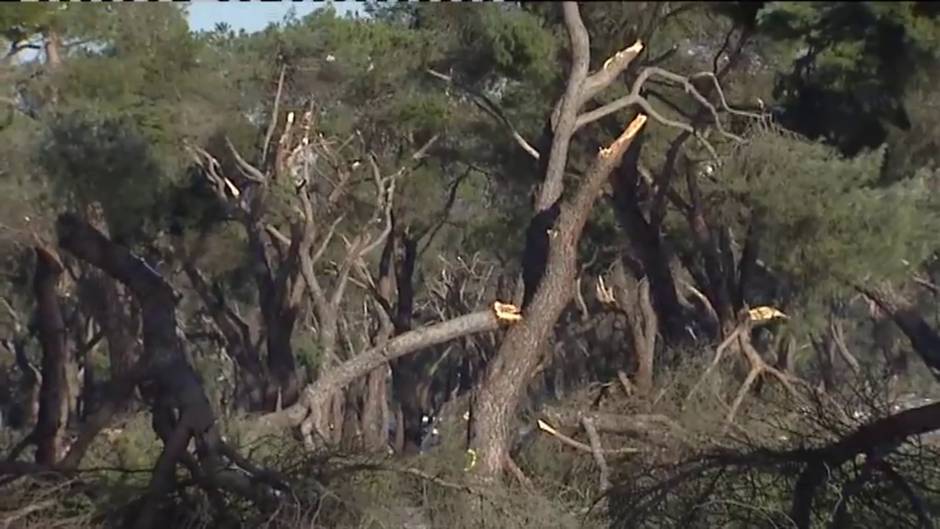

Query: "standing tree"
(469, 2), (754, 481)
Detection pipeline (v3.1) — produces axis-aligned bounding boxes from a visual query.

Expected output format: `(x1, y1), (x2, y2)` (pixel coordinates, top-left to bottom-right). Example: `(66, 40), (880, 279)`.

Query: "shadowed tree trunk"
(685, 161), (737, 336)
(179, 261), (267, 411)
(608, 134), (686, 342)
(56, 214), (282, 529)
(860, 283), (940, 379)
(251, 220), (305, 410)
(387, 228), (434, 454)
(32, 246), (70, 465)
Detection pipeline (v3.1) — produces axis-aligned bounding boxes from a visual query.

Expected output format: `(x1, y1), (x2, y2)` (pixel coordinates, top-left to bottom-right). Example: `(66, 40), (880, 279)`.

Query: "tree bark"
(611, 261), (657, 396)
(608, 136), (686, 342)
(685, 163), (737, 336)
(260, 310), (503, 445)
(32, 246), (70, 466)
(251, 220), (303, 409)
(471, 113), (647, 480)
(55, 214), (275, 528)
(388, 229), (432, 454)
(469, 2), (652, 481)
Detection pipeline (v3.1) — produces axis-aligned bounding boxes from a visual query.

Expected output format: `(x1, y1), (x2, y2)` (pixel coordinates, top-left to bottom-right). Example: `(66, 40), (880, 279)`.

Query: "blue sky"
(187, 1), (364, 33)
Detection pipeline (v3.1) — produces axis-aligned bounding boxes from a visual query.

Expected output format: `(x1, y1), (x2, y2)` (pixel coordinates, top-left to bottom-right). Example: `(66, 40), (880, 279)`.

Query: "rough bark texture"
(32, 246), (70, 465)
(261, 310), (503, 445)
(608, 136), (686, 341)
(611, 261), (657, 396)
(471, 113), (647, 479)
(467, 3), (650, 481)
(361, 366), (389, 451)
(55, 215), (272, 529)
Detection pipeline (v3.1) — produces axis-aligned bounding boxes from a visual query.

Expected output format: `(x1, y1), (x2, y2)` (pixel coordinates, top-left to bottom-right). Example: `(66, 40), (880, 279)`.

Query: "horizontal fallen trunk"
(258, 310), (503, 440)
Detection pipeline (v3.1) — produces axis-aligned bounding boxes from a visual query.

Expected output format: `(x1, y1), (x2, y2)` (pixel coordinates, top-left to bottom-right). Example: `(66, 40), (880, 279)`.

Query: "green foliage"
(757, 1), (940, 154)
(37, 115), (164, 239)
(718, 128), (940, 307)
(4, 5), (940, 527)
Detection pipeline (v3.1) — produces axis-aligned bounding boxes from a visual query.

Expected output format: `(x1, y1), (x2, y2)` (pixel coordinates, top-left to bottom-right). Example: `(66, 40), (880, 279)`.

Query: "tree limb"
(259, 309), (505, 440)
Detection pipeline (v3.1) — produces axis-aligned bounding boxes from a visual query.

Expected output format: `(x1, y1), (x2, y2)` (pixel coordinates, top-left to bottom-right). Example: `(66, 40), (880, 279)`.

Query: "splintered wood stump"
(686, 317), (809, 428)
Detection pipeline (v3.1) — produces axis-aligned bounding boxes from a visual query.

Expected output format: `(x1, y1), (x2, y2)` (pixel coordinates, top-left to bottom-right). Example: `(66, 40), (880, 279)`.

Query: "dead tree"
(596, 260), (658, 396)
(31, 246), (70, 465)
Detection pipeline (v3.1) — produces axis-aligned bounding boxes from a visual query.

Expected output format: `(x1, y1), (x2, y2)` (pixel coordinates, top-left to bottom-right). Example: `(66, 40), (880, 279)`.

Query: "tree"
(469, 2), (753, 481)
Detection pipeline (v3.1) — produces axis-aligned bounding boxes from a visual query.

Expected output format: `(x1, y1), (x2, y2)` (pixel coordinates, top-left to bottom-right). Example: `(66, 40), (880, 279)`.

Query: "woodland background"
(1, 2), (940, 528)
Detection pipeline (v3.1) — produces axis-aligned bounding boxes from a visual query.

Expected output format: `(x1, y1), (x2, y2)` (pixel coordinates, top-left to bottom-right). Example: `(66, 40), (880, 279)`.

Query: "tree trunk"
(860, 283), (940, 380)
(247, 215), (304, 410)
(611, 260), (657, 396)
(263, 304), (300, 409)
(56, 214), (276, 529)
(79, 273), (139, 380)
(685, 164), (737, 336)
(811, 334), (836, 392)
(609, 138), (686, 342)
(471, 113), (647, 480)
(388, 230), (432, 454)
(32, 246), (70, 465)
(180, 262), (267, 411)
(361, 365), (390, 451)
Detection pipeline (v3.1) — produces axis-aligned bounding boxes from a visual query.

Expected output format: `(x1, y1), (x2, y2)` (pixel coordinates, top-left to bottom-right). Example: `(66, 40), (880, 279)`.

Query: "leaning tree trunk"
(32, 246), (70, 466)
(56, 214), (281, 529)
(469, 2), (649, 481)
(471, 113), (648, 479)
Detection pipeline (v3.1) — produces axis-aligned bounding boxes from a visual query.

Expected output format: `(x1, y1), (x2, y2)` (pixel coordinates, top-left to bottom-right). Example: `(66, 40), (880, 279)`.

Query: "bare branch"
(310, 214), (345, 265)
(581, 41), (645, 105)
(225, 137), (266, 183)
(581, 417), (611, 494)
(427, 68), (541, 161)
(536, 419), (639, 456)
(259, 309), (506, 436)
(535, 0), (597, 209)
(575, 66), (764, 164)
(261, 65), (287, 167)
